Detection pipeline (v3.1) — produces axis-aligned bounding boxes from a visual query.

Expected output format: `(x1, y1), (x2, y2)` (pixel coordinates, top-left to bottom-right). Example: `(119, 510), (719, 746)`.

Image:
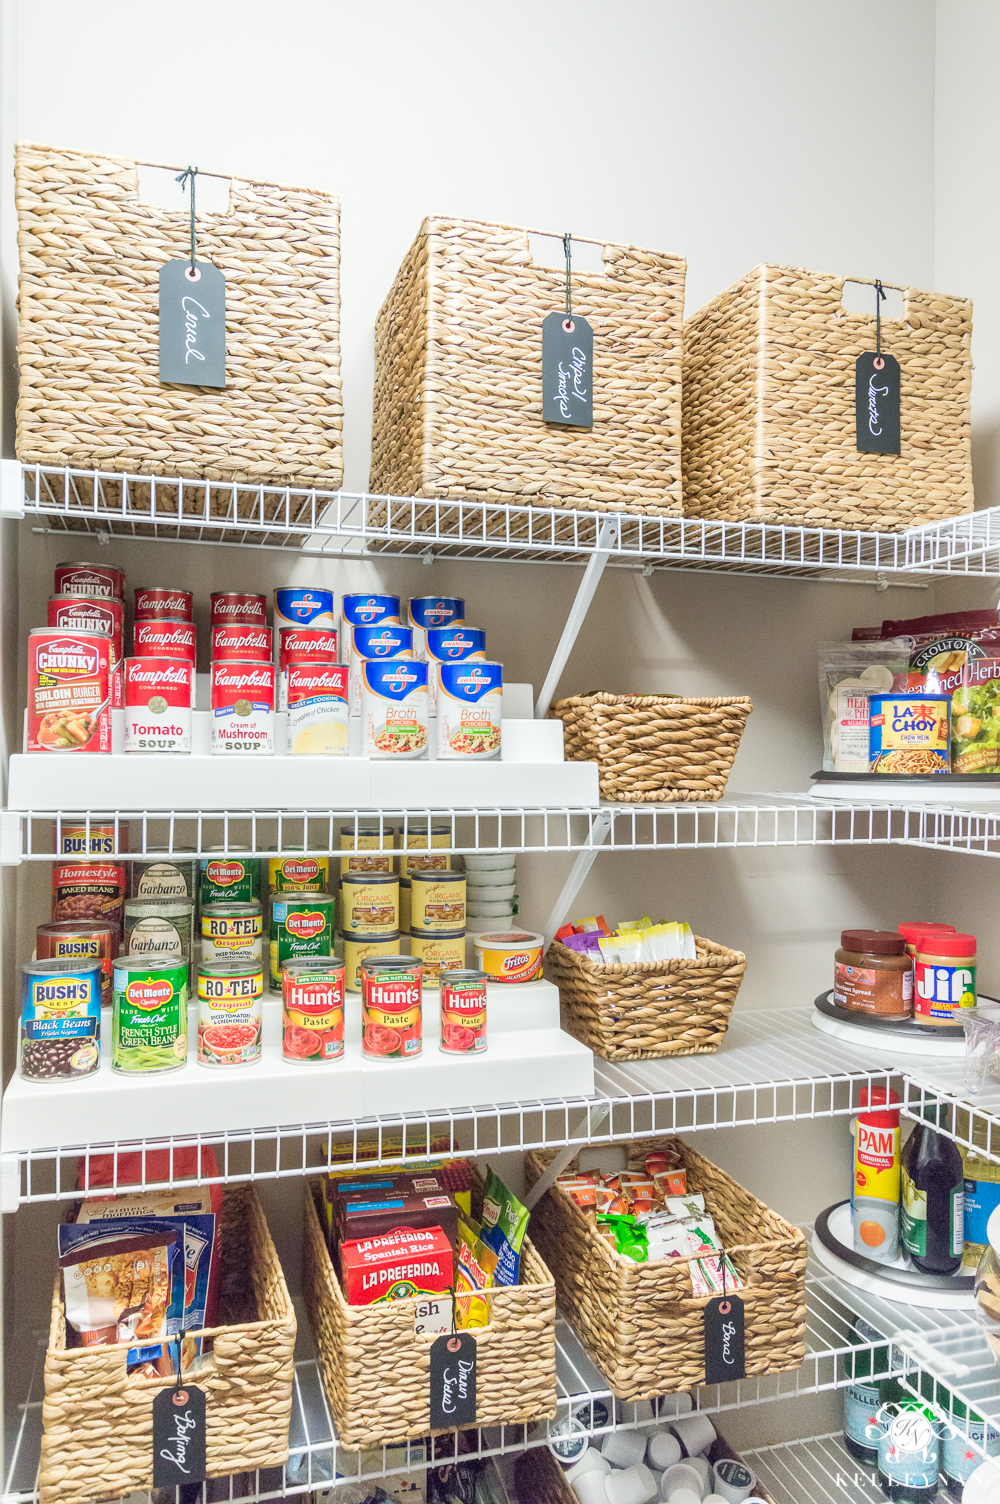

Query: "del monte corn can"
(269, 891), (334, 990)
(21, 958), (101, 1081)
(112, 957), (187, 1074)
(197, 960), (263, 1068)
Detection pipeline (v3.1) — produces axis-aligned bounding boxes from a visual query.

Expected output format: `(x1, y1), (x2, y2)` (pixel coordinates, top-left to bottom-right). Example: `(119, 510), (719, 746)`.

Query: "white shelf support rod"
(0, 810), (21, 865)
(523, 1101), (612, 1210)
(541, 809), (614, 949)
(534, 516), (619, 719)
(0, 459), (23, 520)
(0, 1154), (19, 1213)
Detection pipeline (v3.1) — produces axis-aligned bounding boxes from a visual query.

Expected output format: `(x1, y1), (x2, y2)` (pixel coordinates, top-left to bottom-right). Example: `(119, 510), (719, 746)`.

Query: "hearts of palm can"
(112, 956), (188, 1074)
(269, 892), (335, 990)
(360, 956), (423, 1059)
(281, 957), (346, 1063)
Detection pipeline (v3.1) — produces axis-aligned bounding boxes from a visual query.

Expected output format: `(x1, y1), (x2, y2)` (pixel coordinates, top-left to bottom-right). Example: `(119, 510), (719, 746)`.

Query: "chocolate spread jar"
(834, 929), (913, 1020)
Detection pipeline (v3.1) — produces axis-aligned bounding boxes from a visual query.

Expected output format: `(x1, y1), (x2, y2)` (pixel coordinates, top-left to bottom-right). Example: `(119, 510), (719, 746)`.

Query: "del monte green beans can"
(269, 891), (334, 991)
(112, 957), (187, 1073)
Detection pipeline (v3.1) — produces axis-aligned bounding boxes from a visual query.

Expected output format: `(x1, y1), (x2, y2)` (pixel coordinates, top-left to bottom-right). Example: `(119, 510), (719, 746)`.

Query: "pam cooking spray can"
(854, 1086), (901, 1262)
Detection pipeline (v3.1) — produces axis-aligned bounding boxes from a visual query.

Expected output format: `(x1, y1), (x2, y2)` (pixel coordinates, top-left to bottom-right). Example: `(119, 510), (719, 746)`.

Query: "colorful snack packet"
(480, 1168), (529, 1287)
(455, 1214), (498, 1329)
(58, 1219), (181, 1350)
(663, 1193), (707, 1220)
(652, 1168), (688, 1197)
(690, 1254), (744, 1296)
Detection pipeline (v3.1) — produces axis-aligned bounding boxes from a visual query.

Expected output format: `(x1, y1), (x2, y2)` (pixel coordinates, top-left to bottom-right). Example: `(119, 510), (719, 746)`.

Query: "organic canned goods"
(134, 587), (193, 621)
(361, 956), (422, 1059)
(200, 848), (261, 907)
(282, 957), (346, 1063)
(274, 587), (336, 637)
(28, 628), (111, 753)
(54, 561), (125, 600)
(340, 823), (395, 875)
(426, 626), (487, 714)
(288, 662), (349, 755)
(439, 969), (488, 1053)
(112, 957), (187, 1074)
(197, 960), (264, 1068)
(411, 871), (466, 933)
(134, 618), (197, 671)
(268, 853), (330, 892)
(52, 860), (127, 928)
(400, 880), (411, 933)
(269, 892), (335, 990)
(211, 623), (273, 662)
(130, 852), (197, 903)
(342, 593), (400, 663)
(350, 623), (414, 714)
(343, 932), (401, 992)
(55, 821), (125, 857)
(437, 661), (503, 760)
(124, 898), (195, 984)
(397, 825), (451, 878)
(410, 931), (466, 987)
(211, 660), (275, 754)
(123, 658), (194, 751)
(341, 873), (399, 936)
(211, 592), (267, 626)
(408, 597), (465, 660)
(47, 596), (124, 704)
(361, 659), (429, 759)
(21, 958), (102, 1081)
(278, 626), (339, 710)
(36, 920), (119, 1008)
(201, 902), (264, 963)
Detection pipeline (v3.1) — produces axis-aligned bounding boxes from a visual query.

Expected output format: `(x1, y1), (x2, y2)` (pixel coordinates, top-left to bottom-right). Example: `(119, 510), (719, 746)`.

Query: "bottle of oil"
(901, 1099), (964, 1275)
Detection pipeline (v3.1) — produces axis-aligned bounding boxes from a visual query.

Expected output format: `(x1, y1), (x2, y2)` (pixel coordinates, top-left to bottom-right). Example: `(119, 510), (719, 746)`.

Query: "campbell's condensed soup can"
(123, 658), (193, 753)
(48, 595), (124, 707)
(211, 623), (273, 662)
(54, 562), (125, 601)
(134, 587), (193, 621)
(27, 629), (111, 753)
(278, 626), (338, 709)
(287, 662), (349, 755)
(211, 660), (275, 754)
(211, 592), (267, 627)
(274, 588), (336, 640)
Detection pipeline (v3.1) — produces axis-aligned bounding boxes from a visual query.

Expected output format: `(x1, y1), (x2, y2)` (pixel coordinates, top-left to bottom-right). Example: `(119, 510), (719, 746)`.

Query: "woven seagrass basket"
(15, 141), (343, 505)
(549, 692), (752, 802)
(682, 264), (973, 531)
(303, 1180), (556, 1448)
(513, 1429), (775, 1504)
(525, 1136), (807, 1402)
(547, 936), (747, 1061)
(39, 1184), (296, 1504)
(369, 216), (685, 520)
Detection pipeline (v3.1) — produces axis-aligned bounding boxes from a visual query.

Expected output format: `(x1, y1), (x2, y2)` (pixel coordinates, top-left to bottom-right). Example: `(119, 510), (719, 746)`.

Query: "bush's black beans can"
(21, 959), (102, 1081)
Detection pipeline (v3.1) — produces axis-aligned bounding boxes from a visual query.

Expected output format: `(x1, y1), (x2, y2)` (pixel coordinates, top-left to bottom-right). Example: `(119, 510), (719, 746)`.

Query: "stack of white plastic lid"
(464, 852), (518, 965)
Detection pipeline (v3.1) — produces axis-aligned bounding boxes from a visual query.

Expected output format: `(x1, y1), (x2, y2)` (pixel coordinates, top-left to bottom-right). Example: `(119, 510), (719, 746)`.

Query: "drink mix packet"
(480, 1168), (529, 1287)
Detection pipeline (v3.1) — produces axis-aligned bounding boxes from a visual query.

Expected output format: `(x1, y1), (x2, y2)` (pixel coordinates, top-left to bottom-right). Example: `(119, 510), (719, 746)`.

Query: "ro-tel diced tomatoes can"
(425, 626), (487, 715)
(269, 891), (335, 990)
(211, 623), (273, 662)
(36, 921), (119, 1009)
(439, 969), (487, 1053)
(287, 662), (349, 755)
(133, 620), (197, 705)
(340, 822), (395, 876)
(437, 660), (503, 760)
(211, 592), (267, 627)
(868, 692), (951, 774)
(914, 932), (977, 1026)
(268, 853), (330, 892)
(411, 871), (466, 933)
(277, 626), (339, 710)
(28, 628), (111, 753)
(52, 859), (127, 930)
(123, 657), (193, 752)
(211, 660), (275, 754)
(54, 561), (125, 601)
(201, 848), (261, 907)
(134, 587), (193, 621)
(281, 956), (346, 1063)
(201, 901), (264, 964)
(341, 873), (399, 936)
(21, 958), (102, 1081)
(48, 595), (124, 707)
(408, 597), (465, 661)
(341, 593), (400, 664)
(361, 955), (423, 1059)
(361, 659), (429, 759)
(274, 588), (336, 639)
(197, 960), (264, 1068)
(349, 622), (414, 715)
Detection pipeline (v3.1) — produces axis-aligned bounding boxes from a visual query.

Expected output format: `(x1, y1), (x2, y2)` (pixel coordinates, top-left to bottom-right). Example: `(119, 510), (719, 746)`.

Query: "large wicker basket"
(549, 692), (752, 802)
(39, 1184), (296, 1504)
(547, 936), (746, 1061)
(302, 1180), (557, 1448)
(525, 1136), (807, 1401)
(682, 264), (973, 531)
(15, 141), (343, 497)
(369, 216), (685, 518)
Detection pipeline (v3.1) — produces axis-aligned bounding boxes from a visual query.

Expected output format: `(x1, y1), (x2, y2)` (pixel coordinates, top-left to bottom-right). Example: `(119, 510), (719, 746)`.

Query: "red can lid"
(841, 929), (905, 956)
(898, 921), (957, 942)
(916, 932), (977, 958)
(858, 1085), (900, 1127)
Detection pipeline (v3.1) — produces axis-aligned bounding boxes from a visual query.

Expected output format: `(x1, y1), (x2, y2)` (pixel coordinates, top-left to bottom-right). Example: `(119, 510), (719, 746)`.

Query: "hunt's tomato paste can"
(211, 592), (267, 627)
(439, 969), (488, 1053)
(123, 658), (193, 752)
(281, 957), (346, 1063)
(134, 587), (193, 621)
(28, 629), (111, 753)
(54, 562), (125, 601)
(211, 660), (275, 754)
(211, 623), (273, 662)
(361, 955), (422, 1059)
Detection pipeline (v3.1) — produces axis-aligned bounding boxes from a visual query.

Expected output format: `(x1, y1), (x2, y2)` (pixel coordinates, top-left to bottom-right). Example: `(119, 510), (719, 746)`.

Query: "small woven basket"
(302, 1179), (557, 1448)
(549, 692), (752, 802)
(525, 1136), (807, 1402)
(547, 935), (746, 1061)
(682, 264), (973, 531)
(39, 1184), (296, 1504)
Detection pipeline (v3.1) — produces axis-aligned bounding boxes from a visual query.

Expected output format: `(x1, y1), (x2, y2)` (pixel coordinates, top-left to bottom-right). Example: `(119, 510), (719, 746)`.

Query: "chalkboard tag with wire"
(429, 1330), (477, 1429)
(152, 1366), (207, 1487)
(542, 233), (593, 428)
(159, 166), (226, 388)
(855, 280), (900, 454)
(703, 1291), (745, 1386)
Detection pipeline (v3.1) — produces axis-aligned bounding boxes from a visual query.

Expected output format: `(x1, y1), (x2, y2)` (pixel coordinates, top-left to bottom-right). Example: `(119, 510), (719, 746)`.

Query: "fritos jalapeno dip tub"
(474, 930), (544, 984)
(360, 955), (422, 1059)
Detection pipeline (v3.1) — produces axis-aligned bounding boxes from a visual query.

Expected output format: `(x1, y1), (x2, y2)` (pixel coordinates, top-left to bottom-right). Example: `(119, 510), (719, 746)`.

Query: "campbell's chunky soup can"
(362, 658), (429, 759)
(269, 854), (330, 892)
(130, 853), (197, 904)
(340, 823), (395, 876)
(197, 960), (263, 1068)
(439, 969), (487, 1053)
(28, 628), (111, 753)
(112, 957), (187, 1073)
(123, 657), (193, 752)
(341, 873), (399, 936)
(349, 623), (414, 714)
(274, 587), (336, 638)
(408, 597), (465, 661)
(342, 593), (400, 663)
(410, 931), (466, 987)
(211, 660), (275, 754)
(48, 595), (124, 707)
(437, 660), (503, 759)
(21, 958), (102, 1081)
(201, 848), (261, 907)
(134, 587), (193, 621)
(361, 956), (422, 1059)
(282, 957), (346, 1063)
(211, 592), (267, 626)
(269, 892), (335, 989)
(287, 662), (349, 755)
(411, 871), (466, 933)
(426, 626), (487, 714)
(35, 923), (118, 1010)
(201, 901), (264, 963)
(211, 623), (273, 662)
(54, 562), (125, 601)
(278, 625), (339, 709)
(52, 860), (127, 929)
(134, 617), (197, 672)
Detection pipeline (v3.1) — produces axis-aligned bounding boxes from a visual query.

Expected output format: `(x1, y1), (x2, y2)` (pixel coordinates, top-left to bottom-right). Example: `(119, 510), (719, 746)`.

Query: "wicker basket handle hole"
(137, 164), (233, 215)
(842, 280), (906, 321)
(527, 232), (608, 277)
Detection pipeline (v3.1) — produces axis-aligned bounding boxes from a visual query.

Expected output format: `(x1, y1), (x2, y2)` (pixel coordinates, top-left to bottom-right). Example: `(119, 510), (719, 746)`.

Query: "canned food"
(134, 618), (197, 670)
(349, 623), (414, 714)
(130, 852), (197, 903)
(437, 661), (503, 760)
(21, 958), (102, 1081)
(278, 626), (339, 710)
(268, 854), (330, 892)
(426, 626), (487, 714)
(112, 957), (187, 1073)
(282, 957), (346, 1063)
(397, 825), (452, 878)
(343, 932), (401, 992)
(410, 931), (466, 987)
(274, 587), (336, 637)
(269, 892), (335, 990)
(341, 873), (399, 935)
(28, 628), (111, 753)
(340, 823), (395, 876)
(54, 562), (125, 600)
(55, 821), (125, 857)
(361, 955), (422, 1059)
(211, 592), (267, 626)
(200, 848), (261, 907)
(36, 921), (119, 1009)
(197, 960), (264, 1067)
(201, 902), (264, 963)
(211, 660), (275, 754)
(211, 623), (273, 662)
(52, 860), (127, 928)
(288, 662), (349, 755)
(47, 595), (124, 706)
(361, 659), (429, 759)
(400, 880), (411, 933)
(342, 593), (400, 663)
(439, 969), (488, 1053)
(410, 871), (466, 933)
(123, 658), (194, 751)
(869, 692), (952, 774)
(124, 898), (195, 984)
(408, 597), (465, 661)
(474, 929), (544, 984)
(134, 587), (193, 621)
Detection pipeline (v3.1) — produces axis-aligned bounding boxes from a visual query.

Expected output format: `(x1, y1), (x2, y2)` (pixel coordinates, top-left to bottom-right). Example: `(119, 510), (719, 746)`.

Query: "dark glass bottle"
(900, 1101), (964, 1275)
(842, 1322), (890, 1465)
(877, 1378), (940, 1503)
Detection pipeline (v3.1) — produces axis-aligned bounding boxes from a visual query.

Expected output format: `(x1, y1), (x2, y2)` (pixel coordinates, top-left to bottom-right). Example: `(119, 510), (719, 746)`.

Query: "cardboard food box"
(340, 1226), (454, 1306)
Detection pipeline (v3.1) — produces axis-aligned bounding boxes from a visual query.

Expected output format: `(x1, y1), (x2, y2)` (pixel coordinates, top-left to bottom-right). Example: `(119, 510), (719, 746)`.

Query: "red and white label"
(134, 619), (197, 664)
(134, 588), (193, 621)
(211, 593), (267, 626)
(278, 628), (339, 709)
(48, 595), (124, 707)
(27, 630), (111, 753)
(211, 624), (273, 662)
(126, 977), (173, 1010)
(54, 563), (125, 600)
(123, 658), (193, 753)
(211, 661), (275, 755)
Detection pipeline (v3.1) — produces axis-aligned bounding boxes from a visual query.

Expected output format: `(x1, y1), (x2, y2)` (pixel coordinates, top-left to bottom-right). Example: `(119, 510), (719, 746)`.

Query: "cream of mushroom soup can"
(362, 659), (429, 759)
(437, 660), (503, 759)
(123, 657), (193, 752)
(211, 660), (275, 754)
(287, 662), (349, 755)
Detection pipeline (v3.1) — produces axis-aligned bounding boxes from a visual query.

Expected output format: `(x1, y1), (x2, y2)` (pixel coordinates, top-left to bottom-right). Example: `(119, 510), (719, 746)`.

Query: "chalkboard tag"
(542, 312), (593, 428)
(855, 351), (900, 454)
(703, 1294), (745, 1385)
(429, 1331), (477, 1429)
(152, 1382), (207, 1487)
(159, 260), (226, 388)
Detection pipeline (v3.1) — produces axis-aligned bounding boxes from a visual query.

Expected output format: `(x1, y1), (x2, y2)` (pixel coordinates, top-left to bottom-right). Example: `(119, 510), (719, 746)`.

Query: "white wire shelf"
(744, 1433), (916, 1504)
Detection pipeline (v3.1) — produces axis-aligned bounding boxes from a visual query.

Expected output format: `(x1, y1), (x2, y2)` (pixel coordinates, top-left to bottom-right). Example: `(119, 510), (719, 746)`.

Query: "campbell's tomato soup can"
(361, 956), (422, 1059)
(361, 658), (429, 759)
(211, 623), (273, 662)
(288, 662), (349, 755)
(349, 623), (414, 714)
(474, 930), (544, 985)
(134, 618), (197, 697)
(408, 597), (466, 661)
(28, 629), (111, 753)
(197, 960), (264, 1068)
(211, 660), (275, 754)
(268, 854), (330, 892)
(54, 562), (125, 601)
(278, 626), (339, 710)
(342, 594), (400, 664)
(274, 588), (336, 639)
(134, 587), (193, 621)
(439, 969), (487, 1053)
(426, 626), (487, 714)
(438, 660), (503, 760)
(123, 657), (193, 752)
(211, 592), (267, 627)
(281, 957), (346, 1063)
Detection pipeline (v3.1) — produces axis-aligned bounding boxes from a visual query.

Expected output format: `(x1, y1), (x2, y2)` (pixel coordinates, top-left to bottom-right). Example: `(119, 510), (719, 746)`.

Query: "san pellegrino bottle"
(877, 1383), (940, 1503)
(928, 1381), (1000, 1500)
(842, 1319), (915, 1467)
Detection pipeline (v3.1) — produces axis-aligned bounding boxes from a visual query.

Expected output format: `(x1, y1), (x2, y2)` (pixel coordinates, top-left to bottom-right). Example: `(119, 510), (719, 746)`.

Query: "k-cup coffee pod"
(660, 1464), (705, 1501)
(686, 1458), (712, 1493)
(647, 1432), (683, 1471)
(566, 1450), (613, 1485)
(605, 1464), (658, 1504)
(712, 1459), (755, 1504)
(602, 1429), (648, 1469)
(572, 1471), (611, 1504)
(613, 1396), (656, 1425)
(548, 1417), (589, 1464)
(670, 1413), (717, 1456)
(657, 1393), (694, 1420)
(665, 1489), (702, 1504)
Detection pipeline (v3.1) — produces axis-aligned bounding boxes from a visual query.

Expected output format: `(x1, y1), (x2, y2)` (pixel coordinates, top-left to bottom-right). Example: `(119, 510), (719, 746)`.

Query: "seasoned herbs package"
(952, 659), (1000, 773)
(479, 1168), (529, 1287)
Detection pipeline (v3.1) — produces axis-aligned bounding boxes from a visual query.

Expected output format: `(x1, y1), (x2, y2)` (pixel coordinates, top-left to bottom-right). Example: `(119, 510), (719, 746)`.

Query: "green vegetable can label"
(200, 854), (261, 907)
(112, 960), (187, 1073)
(269, 893), (334, 990)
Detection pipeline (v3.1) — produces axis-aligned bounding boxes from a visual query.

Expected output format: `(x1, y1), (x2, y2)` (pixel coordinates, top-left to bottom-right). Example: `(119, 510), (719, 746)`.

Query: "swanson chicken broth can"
(48, 595), (123, 706)
(112, 956), (187, 1074)
(28, 628), (111, 753)
(211, 660), (275, 755)
(211, 623), (273, 662)
(197, 960), (264, 1068)
(201, 901), (264, 963)
(349, 623), (414, 714)
(437, 661), (503, 760)
(408, 597), (465, 661)
(342, 594), (400, 664)
(201, 849), (261, 908)
(36, 922), (119, 1010)
(361, 956), (423, 1059)
(439, 969), (488, 1053)
(425, 626), (487, 715)
(361, 659), (429, 759)
(54, 562), (125, 601)
(287, 662), (349, 755)
(134, 587), (193, 621)
(278, 626), (339, 710)
(269, 892), (335, 990)
(341, 873), (399, 936)
(21, 958), (102, 1082)
(268, 854), (330, 893)
(411, 871), (466, 934)
(123, 658), (193, 752)
(211, 592), (267, 627)
(281, 957), (345, 1063)
(274, 588), (336, 640)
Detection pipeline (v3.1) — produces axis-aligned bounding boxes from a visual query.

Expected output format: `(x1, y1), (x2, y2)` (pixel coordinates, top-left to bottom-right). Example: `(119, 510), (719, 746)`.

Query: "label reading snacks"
(542, 310), (594, 429)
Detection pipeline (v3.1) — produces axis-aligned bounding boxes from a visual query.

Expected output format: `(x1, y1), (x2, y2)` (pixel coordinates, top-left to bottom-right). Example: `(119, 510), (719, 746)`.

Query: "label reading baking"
(542, 311), (593, 428)
(152, 1382), (207, 1487)
(703, 1293), (745, 1385)
(855, 352), (900, 455)
(429, 1331), (477, 1429)
(159, 260), (225, 389)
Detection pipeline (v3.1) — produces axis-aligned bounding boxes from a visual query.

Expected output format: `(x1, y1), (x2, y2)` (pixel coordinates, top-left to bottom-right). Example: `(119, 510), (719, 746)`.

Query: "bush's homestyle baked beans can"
(52, 860), (127, 930)
(134, 587), (193, 621)
(349, 623), (414, 713)
(211, 592), (267, 627)
(201, 848), (261, 908)
(21, 958), (102, 1081)
(274, 588), (336, 638)
(343, 933), (401, 991)
(339, 823), (395, 875)
(425, 626), (487, 714)
(129, 852), (197, 904)
(123, 658), (193, 752)
(211, 623), (273, 662)
(281, 957), (345, 1063)
(341, 873), (399, 936)
(269, 892), (335, 990)
(361, 955), (422, 1059)
(361, 659), (429, 759)
(438, 661), (503, 760)
(278, 626), (339, 709)
(201, 901), (264, 963)
(411, 871), (467, 933)
(28, 628), (111, 753)
(36, 921), (119, 1009)
(197, 960), (264, 1068)
(408, 597), (465, 660)
(48, 594), (124, 706)
(397, 825), (452, 878)
(342, 594), (400, 664)
(439, 969), (488, 1052)
(268, 854), (330, 892)
(56, 822), (125, 857)
(112, 956), (187, 1074)
(211, 660), (275, 754)
(287, 662), (349, 755)
(54, 562), (125, 600)
(410, 931), (466, 988)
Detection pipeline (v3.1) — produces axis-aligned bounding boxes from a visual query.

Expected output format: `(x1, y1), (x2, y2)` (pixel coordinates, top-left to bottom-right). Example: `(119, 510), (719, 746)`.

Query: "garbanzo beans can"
(439, 969), (488, 1054)
(281, 957), (346, 1063)
(341, 873), (399, 936)
(408, 931), (466, 987)
(410, 871), (466, 934)
(197, 960), (264, 1068)
(269, 892), (335, 990)
(268, 853), (330, 892)
(361, 956), (422, 1060)
(343, 933), (401, 992)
